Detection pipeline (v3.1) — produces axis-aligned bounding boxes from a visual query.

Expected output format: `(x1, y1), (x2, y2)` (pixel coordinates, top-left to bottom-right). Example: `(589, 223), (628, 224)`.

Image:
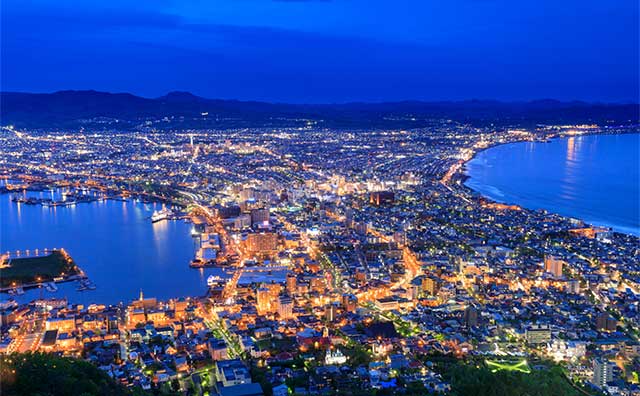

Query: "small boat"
(77, 278), (96, 291)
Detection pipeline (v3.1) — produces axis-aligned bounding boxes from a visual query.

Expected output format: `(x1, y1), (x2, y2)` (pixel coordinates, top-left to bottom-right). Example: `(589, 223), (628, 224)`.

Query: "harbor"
(0, 187), (220, 305)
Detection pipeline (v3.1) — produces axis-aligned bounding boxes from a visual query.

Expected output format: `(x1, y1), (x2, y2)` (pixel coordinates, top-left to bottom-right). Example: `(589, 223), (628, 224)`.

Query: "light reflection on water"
(0, 190), (228, 305)
(466, 133), (640, 236)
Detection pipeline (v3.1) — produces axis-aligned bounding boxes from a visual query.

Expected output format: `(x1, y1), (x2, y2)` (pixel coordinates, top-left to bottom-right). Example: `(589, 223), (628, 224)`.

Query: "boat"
(151, 208), (174, 223)
(77, 278), (96, 291)
(0, 299), (18, 310)
(44, 282), (58, 292)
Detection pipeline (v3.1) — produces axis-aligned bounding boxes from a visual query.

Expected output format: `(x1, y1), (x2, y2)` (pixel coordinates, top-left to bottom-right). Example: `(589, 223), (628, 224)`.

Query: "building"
(369, 191), (395, 206)
(285, 273), (297, 295)
(592, 358), (614, 389)
(526, 324), (551, 345)
(277, 296), (293, 320)
(342, 293), (358, 313)
(245, 232), (278, 255)
(565, 279), (580, 294)
(45, 316), (76, 332)
(256, 287), (272, 315)
(375, 297), (399, 312)
(215, 359), (252, 387)
(218, 205), (241, 219)
(547, 340), (587, 362)
(423, 276), (441, 296)
(208, 338), (229, 361)
(544, 255), (564, 278)
(310, 276), (325, 293)
(463, 305), (478, 327)
(325, 348), (347, 365)
(250, 208), (270, 226)
(234, 214), (252, 229)
(325, 304), (338, 322)
(596, 312), (617, 332)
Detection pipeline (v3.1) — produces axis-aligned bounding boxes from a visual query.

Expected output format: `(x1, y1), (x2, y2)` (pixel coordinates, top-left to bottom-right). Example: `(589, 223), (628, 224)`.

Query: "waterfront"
(0, 188), (228, 305)
(465, 133), (640, 236)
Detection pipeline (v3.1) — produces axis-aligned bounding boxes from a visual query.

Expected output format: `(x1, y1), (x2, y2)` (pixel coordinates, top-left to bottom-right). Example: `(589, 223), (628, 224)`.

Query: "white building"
(592, 358), (614, 389)
(325, 348), (347, 365)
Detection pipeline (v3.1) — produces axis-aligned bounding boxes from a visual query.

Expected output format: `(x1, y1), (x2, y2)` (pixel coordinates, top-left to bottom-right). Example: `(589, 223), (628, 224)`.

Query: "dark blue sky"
(2, 0), (638, 103)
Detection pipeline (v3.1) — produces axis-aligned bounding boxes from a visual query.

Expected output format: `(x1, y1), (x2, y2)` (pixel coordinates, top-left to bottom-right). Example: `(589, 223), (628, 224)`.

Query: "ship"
(151, 208), (174, 223)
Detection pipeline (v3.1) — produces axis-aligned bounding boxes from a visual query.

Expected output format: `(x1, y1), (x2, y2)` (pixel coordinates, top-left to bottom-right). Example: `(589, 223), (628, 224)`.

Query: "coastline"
(0, 193), (204, 305)
(456, 130), (640, 237)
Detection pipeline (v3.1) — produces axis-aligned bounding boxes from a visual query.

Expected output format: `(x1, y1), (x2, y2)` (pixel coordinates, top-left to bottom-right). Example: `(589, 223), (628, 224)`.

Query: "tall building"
(286, 273), (297, 295)
(256, 287), (271, 315)
(423, 276), (441, 296)
(325, 304), (338, 322)
(250, 208), (270, 226)
(277, 295), (294, 320)
(544, 255), (564, 278)
(463, 305), (478, 327)
(245, 232), (278, 255)
(369, 191), (395, 206)
(592, 358), (614, 389)
(596, 312), (617, 332)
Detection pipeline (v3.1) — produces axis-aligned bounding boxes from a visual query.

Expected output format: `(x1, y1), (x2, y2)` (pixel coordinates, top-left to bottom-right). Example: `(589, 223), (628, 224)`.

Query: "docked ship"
(151, 208), (174, 223)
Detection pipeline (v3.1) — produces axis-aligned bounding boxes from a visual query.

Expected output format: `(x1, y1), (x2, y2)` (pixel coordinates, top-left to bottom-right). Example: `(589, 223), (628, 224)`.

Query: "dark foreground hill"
(1, 90), (637, 130)
(0, 353), (145, 396)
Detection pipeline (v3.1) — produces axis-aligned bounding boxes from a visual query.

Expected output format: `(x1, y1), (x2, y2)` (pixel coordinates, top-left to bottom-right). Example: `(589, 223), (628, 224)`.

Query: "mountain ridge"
(2, 90), (638, 130)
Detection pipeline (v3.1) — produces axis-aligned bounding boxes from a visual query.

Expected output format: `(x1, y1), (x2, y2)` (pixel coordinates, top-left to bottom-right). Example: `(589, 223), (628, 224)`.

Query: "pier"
(0, 248), (90, 294)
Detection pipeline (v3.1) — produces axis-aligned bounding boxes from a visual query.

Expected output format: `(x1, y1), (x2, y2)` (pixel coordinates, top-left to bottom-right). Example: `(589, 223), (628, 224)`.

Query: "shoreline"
(455, 130), (640, 237)
(0, 193), (201, 305)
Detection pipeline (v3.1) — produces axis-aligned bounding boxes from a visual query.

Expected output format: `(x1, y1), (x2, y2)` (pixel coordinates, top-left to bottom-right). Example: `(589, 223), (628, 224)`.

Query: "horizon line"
(2, 89), (638, 106)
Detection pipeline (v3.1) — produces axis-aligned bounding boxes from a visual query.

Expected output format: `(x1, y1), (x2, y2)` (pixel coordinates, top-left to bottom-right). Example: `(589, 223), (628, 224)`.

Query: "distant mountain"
(1, 90), (637, 130)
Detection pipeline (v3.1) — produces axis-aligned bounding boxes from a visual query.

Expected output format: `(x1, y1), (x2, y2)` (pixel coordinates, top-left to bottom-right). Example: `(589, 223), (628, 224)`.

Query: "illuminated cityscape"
(1, 1), (639, 395)
(1, 119), (639, 396)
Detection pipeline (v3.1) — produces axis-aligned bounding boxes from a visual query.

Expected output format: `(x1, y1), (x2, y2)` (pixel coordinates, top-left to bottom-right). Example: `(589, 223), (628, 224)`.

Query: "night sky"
(2, 0), (638, 103)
